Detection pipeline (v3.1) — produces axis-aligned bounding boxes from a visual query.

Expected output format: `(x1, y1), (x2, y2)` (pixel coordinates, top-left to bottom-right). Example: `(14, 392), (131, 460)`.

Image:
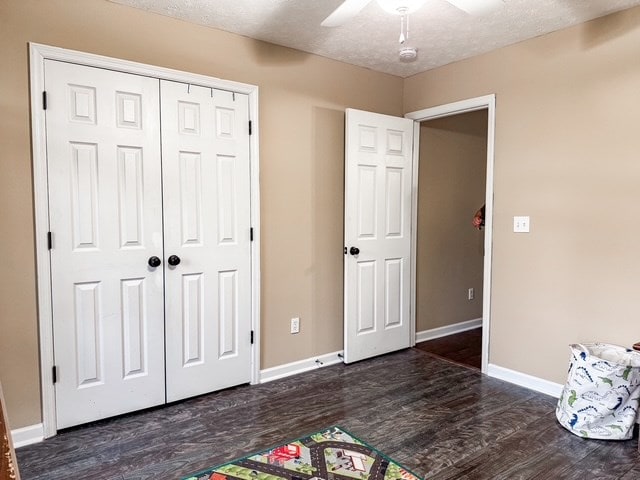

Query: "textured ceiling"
(108, 0), (640, 77)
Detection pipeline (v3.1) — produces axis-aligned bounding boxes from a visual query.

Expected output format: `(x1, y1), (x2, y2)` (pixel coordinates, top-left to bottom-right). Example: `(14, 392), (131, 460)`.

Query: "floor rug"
(183, 426), (422, 480)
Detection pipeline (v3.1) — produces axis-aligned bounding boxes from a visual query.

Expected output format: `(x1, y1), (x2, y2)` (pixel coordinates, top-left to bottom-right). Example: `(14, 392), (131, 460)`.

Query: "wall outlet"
(290, 317), (300, 334)
(468, 288), (475, 300)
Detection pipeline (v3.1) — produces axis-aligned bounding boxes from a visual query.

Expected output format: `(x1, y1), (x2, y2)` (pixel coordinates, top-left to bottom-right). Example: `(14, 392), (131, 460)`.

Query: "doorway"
(342, 98), (495, 369)
(406, 95), (495, 373)
(414, 110), (487, 369)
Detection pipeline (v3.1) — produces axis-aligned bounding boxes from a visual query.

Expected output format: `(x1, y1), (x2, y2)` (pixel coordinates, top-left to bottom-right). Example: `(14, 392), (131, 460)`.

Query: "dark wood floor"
(415, 328), (482, 370)
(17, 348), (640, 479)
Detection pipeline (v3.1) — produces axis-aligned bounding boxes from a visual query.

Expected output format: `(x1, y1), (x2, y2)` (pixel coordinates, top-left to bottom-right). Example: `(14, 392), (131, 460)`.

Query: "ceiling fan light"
(399, 46), (418, 61)
(376, 0), (427, 15)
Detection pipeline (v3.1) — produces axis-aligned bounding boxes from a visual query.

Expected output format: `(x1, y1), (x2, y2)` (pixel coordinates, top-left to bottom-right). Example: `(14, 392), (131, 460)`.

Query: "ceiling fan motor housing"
(399, 46), (418, 61)
(376, 0), (427, 15)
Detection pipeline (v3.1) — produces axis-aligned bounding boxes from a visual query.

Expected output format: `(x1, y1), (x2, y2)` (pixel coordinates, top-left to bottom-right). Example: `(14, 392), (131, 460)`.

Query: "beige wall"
(0, 0), (403, 429)
(405, 6), (640, 384)
(416, 111), (486, 332)
(4, 0), (640, 432)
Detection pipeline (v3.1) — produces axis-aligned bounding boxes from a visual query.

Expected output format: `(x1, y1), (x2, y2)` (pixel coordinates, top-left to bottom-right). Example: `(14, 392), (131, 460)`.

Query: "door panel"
(344, 109), (414, 363)
(161, 81), (252, 402)
(45, 60), (165, 428)
(46, 61), (254, 427)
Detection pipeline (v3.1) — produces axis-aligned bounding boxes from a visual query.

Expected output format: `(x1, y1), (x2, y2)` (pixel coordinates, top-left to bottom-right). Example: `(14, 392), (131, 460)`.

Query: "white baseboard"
(11, 423), (44, 448)
(487, 364), (563, 398)
(260, 350), (344, 383)
(416, 317), (482, 343)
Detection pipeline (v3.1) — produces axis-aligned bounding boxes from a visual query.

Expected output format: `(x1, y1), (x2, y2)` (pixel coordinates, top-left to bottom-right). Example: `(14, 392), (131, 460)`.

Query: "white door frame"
(29, 43), (261, 438)
(405, 94), (495, 373)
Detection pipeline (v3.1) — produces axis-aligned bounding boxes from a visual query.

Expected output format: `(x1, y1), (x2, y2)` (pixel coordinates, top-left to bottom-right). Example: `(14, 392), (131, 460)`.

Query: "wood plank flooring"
(415, 328), (482, 370)
(16, 348), (640, 479)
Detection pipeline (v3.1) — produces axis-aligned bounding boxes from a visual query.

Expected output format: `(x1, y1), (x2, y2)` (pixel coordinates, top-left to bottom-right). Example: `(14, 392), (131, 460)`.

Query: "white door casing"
(32, 44), (261, 438)
(405, 95), (496, 373)
(344, 108), (414, 363)
(37, 50), (259, 432)
(161, 81), (253, 402)
(45, 60), (165, 429)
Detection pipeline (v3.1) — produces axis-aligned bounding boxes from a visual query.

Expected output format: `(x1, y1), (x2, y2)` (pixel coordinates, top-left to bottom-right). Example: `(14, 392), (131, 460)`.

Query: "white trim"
(260, 351), (344, 384)
(405, 96), (494, 122)
(30, 43), (258, 95)
(487, 364), (563, 398)
(409, 122), (420, 347)
(248, 81), (261, 386)
(416, 318), (482, 343)
(29, 43), (56, 440)
(405, 94), (496, 375)
(11, 423), (44, 448)
(482, 97), (496, 375)
(29, 43), (261, 437)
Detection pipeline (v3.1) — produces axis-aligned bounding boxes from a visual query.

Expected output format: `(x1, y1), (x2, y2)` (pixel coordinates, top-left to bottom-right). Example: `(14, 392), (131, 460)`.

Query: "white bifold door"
(45, 60), (252, 429)
(161, 81), (252, 402)
(344, 108), (414, 363)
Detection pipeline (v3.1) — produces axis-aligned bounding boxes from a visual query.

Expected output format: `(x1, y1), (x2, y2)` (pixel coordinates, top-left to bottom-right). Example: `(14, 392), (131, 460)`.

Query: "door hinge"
(250, 330), (254, 345)
(47, 231), (52, 250)
(52, 365), (57, 384)
(43, 91), (48, 110)
(248, 120), (252, 135)
(250, 227), (254, 242)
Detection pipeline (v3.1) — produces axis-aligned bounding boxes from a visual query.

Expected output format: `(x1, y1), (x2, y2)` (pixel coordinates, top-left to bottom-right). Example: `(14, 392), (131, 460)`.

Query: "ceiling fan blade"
(445, 0), (505, 15)
(321, 0), (373, 27)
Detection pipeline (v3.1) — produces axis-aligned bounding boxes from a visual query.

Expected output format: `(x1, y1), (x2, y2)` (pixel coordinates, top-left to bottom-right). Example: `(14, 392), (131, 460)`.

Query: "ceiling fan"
(322, 0), (505, 61)
(322, 0), (505, 27)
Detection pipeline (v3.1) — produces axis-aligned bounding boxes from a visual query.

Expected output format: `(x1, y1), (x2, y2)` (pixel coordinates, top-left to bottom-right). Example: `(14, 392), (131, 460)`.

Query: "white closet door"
(45, 60), (165, 429)
(344, 108), (414, 363)
(161, 81), (252, 402)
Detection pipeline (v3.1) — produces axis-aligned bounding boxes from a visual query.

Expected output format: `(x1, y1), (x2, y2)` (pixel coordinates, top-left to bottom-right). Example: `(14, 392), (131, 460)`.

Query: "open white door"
(344, 108), (415, 363)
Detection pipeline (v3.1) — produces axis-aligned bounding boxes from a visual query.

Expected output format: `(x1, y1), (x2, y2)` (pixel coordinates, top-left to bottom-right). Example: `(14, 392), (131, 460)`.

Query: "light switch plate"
(513, 216), (530, 233)
(291, 317), (300, 334)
